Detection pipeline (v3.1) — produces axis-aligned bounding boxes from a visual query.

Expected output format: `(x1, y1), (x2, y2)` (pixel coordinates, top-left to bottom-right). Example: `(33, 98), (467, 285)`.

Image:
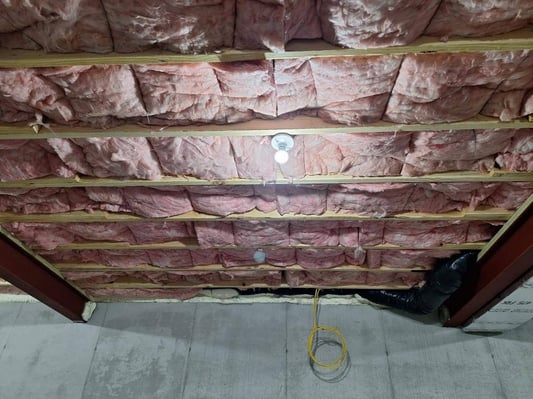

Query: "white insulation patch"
(93, 291), (388, 307)
(0, 291), (387, 308)
(0, 294), (37, 303)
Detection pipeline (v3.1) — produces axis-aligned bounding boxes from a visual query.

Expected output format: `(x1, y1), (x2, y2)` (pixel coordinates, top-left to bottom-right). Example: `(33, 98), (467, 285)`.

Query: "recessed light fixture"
(271, 133), (294, 165)
(253, 249), (266, 263)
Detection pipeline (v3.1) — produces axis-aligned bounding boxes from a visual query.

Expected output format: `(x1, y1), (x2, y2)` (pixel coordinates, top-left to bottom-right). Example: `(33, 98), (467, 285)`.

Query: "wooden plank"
(49, 241), (487, 251)
(1, 27), (532, 67)
(54, 263), (431, 273)
(1, 115), (532, 140)
(0, 208), (513, 223)
(77, 282), (413, 290)
(1, 170), (531, 189)
(476, 194), (533, 261)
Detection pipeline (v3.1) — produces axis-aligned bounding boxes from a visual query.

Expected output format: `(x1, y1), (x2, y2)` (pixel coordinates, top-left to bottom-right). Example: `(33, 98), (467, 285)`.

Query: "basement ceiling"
(0, 0), (532, 301)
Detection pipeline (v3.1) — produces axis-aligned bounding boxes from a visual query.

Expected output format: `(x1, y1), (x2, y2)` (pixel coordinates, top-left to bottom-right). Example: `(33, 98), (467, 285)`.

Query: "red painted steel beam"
(444, 204), (533, 327)
(0, 234), (91, 322)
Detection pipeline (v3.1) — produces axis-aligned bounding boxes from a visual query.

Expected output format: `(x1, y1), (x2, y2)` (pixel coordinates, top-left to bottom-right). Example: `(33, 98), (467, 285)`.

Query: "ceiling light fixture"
(253, 249), (266, 263)
(271, 133), (294, 165)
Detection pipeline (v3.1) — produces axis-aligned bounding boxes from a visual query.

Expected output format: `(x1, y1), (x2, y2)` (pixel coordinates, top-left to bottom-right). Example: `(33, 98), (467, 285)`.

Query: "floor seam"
(79, 304), (109, 399)
(180, 303), (198, 399)
(487, 337), (509, 399)
(285, 302), (288, 399)
(0, 303), (24, 362)
(380, 311), (396, 399)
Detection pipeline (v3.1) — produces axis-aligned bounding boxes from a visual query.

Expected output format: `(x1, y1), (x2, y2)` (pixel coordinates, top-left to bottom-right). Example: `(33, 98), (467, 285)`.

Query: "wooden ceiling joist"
(1, 116), (532, 141)
(0, 27), (532, 68)
(0, 208), (513, 224)
(55, 263), (429, 273)
(48, 241), (487, 251)
(81, 282), (413, 290)
(1, 170), (530, 189)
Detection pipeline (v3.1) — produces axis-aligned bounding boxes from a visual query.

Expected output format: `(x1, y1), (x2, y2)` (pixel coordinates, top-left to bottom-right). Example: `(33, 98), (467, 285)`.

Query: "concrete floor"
(0, 301), (531, 399)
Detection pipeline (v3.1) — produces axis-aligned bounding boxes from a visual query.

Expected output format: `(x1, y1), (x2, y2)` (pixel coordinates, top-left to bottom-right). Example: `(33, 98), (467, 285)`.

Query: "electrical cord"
(307, 288), (348, 369)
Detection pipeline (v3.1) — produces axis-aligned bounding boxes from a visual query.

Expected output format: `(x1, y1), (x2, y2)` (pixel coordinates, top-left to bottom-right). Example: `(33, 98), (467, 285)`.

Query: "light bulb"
(253, 250), (266, 263)
(274, 150), (289, 164)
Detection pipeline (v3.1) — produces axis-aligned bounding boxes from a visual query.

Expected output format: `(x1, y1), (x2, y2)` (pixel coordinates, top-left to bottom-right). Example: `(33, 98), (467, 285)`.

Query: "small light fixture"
(253, 249), (266, 263)
(271, 133), (294, 165)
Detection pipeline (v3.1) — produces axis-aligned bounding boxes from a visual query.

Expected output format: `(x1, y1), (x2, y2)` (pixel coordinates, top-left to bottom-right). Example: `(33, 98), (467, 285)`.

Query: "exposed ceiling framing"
(0, 14), (532, 318)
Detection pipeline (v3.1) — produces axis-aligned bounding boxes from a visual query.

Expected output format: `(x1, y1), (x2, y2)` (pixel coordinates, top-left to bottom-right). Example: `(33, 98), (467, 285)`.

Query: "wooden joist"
(55, 263), (429, 273)
(476, 194), (533, 261)
(79, 282), (413, 290)
(1, 115), (532, 140)
(48, 241), (487, 251)
(0, 208), (513, 223)
(1, 170), (531, 189)
(1, 27), (532, 68)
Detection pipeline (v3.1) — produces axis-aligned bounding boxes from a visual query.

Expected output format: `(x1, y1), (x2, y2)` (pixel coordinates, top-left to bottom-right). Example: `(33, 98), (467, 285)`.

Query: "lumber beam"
(1, 116), (532, 140)
(0, 27), (532, 67)
(47, 241), (487, 251)
(55, 263), (430, 272)
(1, 170), (530, 189)
(0, 228), (93, 322)
(79, 282), (414, 290)
(0, 208), (514, 223)
(444, 195), (533, 327)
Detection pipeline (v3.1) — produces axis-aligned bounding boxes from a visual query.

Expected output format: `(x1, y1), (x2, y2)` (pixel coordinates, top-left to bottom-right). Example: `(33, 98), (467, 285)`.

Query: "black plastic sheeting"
(357, 252), (478, 314)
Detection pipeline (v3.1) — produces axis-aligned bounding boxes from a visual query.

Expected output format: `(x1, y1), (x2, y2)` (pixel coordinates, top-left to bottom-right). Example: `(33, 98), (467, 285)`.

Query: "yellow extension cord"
(307, 288), (348, 369)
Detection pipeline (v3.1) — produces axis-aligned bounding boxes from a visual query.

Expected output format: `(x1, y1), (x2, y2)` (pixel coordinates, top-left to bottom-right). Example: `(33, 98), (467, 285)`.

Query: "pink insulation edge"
(1, 1), (531, 52)
(1, 130), (531, 183)
(1, 52), (533, 129)
(1, 182), (531, 219)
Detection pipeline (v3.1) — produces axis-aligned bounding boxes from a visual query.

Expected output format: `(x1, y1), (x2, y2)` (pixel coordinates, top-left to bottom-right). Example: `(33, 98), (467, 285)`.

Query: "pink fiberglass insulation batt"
(1, 182), (531, 218)
(496, 131), (533, 171)
(425, 0), (533, 38)
(100, 0), (235, 53)
(365, 250), (460, 268)
(39, 248), (462, 270)
(400, 129), (518, 176)
(3, 220), (500, 251)
(61, 270), (282, 286)
(317, 0), (441, 49)
(3, 53), (533, 127)
(1, 1), (531, 52)
(308, 56), (402, 125)
(84, 287), (201, 300)
(384, 51), (530, 124)
(234, 0), (321, 52)
(1, 129), (530, 182)
(285, 271), (425, 287)
(481, 53), (533, 121)
(0, 0), (113, 53)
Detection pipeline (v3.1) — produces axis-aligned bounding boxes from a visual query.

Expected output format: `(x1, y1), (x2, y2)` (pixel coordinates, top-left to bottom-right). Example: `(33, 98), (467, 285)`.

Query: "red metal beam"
(0, 233), (91, 322)
(444, 202), (533, 327)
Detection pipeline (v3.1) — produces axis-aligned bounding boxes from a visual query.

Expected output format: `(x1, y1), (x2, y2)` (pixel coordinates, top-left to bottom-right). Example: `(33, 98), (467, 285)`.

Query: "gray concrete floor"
(0, 301), (531, 399)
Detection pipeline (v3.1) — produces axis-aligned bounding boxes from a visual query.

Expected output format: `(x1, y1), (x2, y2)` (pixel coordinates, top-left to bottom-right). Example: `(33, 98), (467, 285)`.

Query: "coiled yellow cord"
(307, 288), (348, 369)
